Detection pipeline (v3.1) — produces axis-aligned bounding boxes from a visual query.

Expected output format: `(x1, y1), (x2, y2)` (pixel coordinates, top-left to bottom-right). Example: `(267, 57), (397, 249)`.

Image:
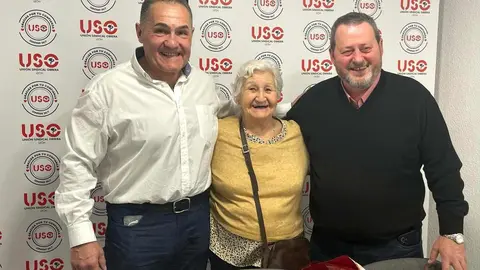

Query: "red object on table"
(301, 255), (361, 270)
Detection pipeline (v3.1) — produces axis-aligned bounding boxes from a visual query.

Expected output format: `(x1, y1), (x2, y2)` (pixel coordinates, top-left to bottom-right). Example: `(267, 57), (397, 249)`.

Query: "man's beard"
(338, 61), (381, 90)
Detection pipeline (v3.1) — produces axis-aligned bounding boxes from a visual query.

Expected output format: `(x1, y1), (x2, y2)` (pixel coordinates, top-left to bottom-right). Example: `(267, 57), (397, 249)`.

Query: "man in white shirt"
(55, 1), (227, 269)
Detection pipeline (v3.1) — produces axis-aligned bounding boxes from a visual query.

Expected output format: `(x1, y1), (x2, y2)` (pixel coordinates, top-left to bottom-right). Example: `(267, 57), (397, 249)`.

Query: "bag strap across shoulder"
(238, 117), (269, 252)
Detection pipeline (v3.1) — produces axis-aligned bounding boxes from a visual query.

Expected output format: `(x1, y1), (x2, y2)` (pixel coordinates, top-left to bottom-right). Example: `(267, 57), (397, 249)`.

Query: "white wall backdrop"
(0, 1), (439, 269)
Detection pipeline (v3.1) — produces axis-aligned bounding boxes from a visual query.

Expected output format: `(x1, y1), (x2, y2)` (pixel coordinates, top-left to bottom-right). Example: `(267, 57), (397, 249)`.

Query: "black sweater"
(286, 70), (468, 242)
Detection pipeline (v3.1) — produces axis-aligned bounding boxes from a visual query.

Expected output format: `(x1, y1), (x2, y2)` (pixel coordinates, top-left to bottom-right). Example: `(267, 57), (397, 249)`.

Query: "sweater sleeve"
(420, 92), (468, 235)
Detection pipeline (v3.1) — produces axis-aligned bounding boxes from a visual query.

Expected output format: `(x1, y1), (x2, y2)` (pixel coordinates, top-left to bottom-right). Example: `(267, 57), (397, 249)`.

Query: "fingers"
(429, 246), (439, 264)
(99, 253), (107, 270)
(441, 259), (451, 270)
(460, 258), (467, 270)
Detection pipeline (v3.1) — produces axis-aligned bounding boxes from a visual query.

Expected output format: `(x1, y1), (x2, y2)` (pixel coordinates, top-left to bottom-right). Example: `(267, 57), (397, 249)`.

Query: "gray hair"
(330, 12), (381, 52)
(140, 0), (192, 24)
(231, 60), (283, 101)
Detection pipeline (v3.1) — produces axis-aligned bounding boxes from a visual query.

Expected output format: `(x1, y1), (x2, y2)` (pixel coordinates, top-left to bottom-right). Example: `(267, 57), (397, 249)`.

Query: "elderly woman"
(208, 60), (309, 269)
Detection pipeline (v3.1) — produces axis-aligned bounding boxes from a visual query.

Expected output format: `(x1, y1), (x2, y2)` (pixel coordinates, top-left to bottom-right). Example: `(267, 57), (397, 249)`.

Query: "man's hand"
(71, 241), (107, 270)
(428, 236), (466, 270)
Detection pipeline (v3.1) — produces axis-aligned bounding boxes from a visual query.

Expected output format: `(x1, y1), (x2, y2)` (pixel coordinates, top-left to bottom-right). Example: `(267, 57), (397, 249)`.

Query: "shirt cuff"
(67, 221), (97, 248)
(439, 214), (464, 235)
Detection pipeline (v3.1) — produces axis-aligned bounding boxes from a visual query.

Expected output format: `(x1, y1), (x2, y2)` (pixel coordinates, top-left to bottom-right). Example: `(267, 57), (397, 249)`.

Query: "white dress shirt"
(55, 47), (291, 248)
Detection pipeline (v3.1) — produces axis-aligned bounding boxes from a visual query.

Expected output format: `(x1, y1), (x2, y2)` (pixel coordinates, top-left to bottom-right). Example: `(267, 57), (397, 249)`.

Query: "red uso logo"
(254, 51), (283, 74)
(22, 81), (59, 117)
(21, 123), (61, 142)
(251, 26), (284, 42)
(82, 47), (117, 79)
(400, 0), (431, 12)
(19, 53), (59, 72)
(81, 0), (116, 13)
(303, 20), (331, 54)
(198, 0), (233, 9)
(19, 10), (57, 47)
(253, 0), (283, 20)
(26, 258), (64, 270)
(199, 58), (233, 74)
(200, 18), (232, 52)
(215, 83), (232, 102)
(93, 222), (107, 239)
(24, 191), (55, 209)
(397, 59), (427, 73)
(354, 0), (383, 20)
(80, 19), (118, 37)
(24, 150), (60, 186)
(26, 218), (63, 253)
(301, 59), (333, 75)
(302, 207), (314, 235)
(400, 22), (428, 54)
(302, 177), (311, 196)
(302, 0), (335, 10)
(91, 183), (107, 216)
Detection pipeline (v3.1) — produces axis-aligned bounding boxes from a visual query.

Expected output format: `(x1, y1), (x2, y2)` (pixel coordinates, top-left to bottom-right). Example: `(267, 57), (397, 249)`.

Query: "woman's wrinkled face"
(238, 71), (278, 120)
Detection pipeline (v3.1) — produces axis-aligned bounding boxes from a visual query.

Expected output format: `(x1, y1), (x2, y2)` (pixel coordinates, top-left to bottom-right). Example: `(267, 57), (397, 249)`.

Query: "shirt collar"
(131, 47), (192, 83)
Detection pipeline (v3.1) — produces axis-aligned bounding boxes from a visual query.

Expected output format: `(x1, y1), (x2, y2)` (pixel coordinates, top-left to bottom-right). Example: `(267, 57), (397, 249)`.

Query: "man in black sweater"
(286, 12), (468, 269)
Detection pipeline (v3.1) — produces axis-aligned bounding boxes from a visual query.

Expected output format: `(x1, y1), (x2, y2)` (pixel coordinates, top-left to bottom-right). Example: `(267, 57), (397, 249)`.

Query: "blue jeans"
(104, 192), (210, 270)
(310, 226), (424, 266)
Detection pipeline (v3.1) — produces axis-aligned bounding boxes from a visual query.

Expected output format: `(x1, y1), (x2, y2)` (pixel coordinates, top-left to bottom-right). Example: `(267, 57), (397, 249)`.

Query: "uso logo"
(19, 53), (59, 72)
(400, 0), (431, 14)
(255, 51), (283, 73)
(198, 0), (233, 9)
(399, 22), (428, 54)
(251, 26), (284, 43)
(302, 177), (311, 196)
(26, 258), (64, 270)
(22, 81), (59, 117)
(253, 0), (283, 20)
(302, 0), (335, 12)
(397, 59), (427, 76)
(91, 183), (107, 216)
(303, 20), (331, 54)
(200, 18), (232, 52)
(82, 47), (117, 79)
(81, 0), (116, 13)
(302, 207), (314, 235)
(93, 222), (107, 240)
(216, 83), (232, 102)
(26, 218), (63, 253)
(80, 19), (118, 38)
(199, 58), (233, 75)
(21, 123), (62, 142)
(24, 150), (60, 186)
(24, 191), (55, 210)
(19, 10), (57, 47)
(354, 0), (383, 20)
(301, 59), (334, 76)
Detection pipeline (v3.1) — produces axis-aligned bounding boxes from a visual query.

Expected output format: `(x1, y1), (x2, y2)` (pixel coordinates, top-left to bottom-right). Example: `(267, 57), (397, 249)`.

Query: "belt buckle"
(173, 198), (191, 214)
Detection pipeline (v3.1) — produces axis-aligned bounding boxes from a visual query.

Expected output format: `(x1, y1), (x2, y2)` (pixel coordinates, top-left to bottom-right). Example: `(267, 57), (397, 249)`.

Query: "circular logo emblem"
(253, 0), (283, 20)
(200, 18), (232, 52)
(26, 218), (63, 253)
(24, 150), (60, 186)
(22, 81), (59, 117)
(303, 20), (331, 53)
(354, 0), (383, 20)
(254, 51), (283, 73)
(90, 183), (107, 216)
(302, 207), (314, 235)
(215, 83), (232, 102)
(82, 47), (117, 79)
(81, 0), (116, 13)
(400, 22), (428, 54)
(19, 10), (57, 47)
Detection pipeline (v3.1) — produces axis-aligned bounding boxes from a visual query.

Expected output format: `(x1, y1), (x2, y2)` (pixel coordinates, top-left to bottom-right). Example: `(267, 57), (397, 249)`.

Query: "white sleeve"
(276, 102), (292, 118)
(55, 89), (109, 248)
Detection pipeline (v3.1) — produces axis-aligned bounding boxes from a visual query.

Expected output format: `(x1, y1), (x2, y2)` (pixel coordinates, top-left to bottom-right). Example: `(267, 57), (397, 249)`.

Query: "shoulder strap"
(238, 117), (269, 251)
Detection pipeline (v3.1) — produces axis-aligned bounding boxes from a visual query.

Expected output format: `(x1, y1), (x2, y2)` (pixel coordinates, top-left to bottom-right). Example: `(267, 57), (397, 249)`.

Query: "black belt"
(106, 190), (209, 214)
